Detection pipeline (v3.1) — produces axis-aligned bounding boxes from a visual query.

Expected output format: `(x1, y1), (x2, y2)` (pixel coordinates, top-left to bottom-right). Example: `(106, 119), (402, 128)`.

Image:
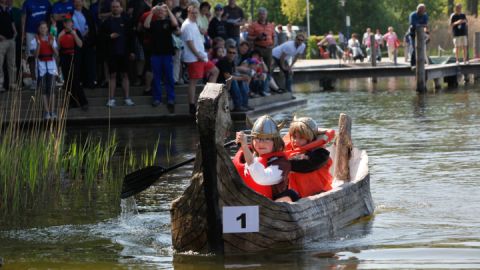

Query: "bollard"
(416, 27), (426, 92)
(475, 32), (480, 82)
(370, 35), (376, 67)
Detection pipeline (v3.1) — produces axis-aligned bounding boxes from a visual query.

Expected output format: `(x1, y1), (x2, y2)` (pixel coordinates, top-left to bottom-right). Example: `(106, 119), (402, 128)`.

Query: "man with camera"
(247, 7), (274, 74)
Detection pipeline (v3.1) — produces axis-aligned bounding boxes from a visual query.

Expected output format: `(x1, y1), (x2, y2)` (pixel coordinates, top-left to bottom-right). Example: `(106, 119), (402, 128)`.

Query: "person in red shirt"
(284, 116), (335, 198)
(58, 14), (88, 110)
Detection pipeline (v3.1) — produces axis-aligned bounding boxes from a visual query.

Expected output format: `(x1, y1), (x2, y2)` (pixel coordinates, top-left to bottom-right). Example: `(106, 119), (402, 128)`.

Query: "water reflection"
(413, 93), (427, 118)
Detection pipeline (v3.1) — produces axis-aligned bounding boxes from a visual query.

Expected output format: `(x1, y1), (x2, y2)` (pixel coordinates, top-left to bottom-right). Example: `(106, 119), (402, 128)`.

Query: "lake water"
(1, 78), (480, 269)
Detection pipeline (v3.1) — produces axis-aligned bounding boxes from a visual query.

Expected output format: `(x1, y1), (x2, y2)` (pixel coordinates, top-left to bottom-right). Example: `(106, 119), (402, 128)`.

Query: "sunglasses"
(296, 38), (305, 42)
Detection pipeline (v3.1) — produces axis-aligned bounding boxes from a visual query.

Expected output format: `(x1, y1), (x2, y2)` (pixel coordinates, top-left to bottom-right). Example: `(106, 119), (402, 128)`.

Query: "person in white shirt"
(181, 4), (218, 115)
(271, 32), (305, 94)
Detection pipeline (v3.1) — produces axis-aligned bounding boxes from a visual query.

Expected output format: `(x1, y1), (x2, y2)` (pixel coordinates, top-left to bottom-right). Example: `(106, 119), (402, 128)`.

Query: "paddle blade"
(121, 166), (165, 199)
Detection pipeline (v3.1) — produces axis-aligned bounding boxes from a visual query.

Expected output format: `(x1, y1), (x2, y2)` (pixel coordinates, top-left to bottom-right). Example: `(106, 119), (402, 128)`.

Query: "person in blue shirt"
(52, 0), (74, 34)
(408, 3), (428, 67)
(22, 0), (51, 87)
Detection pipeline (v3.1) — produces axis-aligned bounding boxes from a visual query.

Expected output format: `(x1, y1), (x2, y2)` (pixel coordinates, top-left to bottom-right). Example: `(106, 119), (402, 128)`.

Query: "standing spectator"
(275, 24), (287, 46)
(374, 29), (383, 62)
(247, 8), (274, 75)
(409, 3), (428, 66)
(181, 4), (218, 115)
(450, 3), (468, 65)
(143, 3), (177, 113)
(172, 0), (187, 25)
(383, 26), (398, 64)
(58, 15), (88, 110)
(348, 33), (364, 62)
(198, 2), (209, 35)
(272, 32), (305, 94)
(0, 0), (17, 92)
(208, 3), (227, 40)
(31, 21), (58, 119)
(223, 0), (244, 44)
(362, 27), (371, 46)
(338, 31), (346, 49)
(72, 0), (97, 88)
(101, 0), (135, 107)
(129, 0), (151, 87)
(52, 0), (74, 34)
(216, 45), (250, 112)
(286, 23), (295, 41)
(22, 0), (52, 89)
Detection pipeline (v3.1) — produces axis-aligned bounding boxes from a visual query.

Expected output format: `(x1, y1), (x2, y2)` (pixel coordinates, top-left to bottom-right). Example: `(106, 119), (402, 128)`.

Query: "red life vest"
(37, 35), (54, 61)
(284, 129), (335, 198)
(59, 31), (76, 55)
(233, 149), (287, 199)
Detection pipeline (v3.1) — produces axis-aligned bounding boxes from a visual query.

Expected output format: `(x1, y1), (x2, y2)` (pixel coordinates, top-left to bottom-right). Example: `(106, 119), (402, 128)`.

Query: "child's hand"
(235, 131), (248, 146)
(290, 153), (309, 160)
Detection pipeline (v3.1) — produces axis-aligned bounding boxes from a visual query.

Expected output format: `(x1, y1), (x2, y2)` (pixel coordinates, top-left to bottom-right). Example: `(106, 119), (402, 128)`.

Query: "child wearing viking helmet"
(234, 115), (299, 202)
(284, 116), (335, 198)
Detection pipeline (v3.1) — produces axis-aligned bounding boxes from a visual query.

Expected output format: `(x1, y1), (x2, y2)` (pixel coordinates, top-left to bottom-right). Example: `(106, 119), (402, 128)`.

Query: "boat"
(170, 83), (374, 254)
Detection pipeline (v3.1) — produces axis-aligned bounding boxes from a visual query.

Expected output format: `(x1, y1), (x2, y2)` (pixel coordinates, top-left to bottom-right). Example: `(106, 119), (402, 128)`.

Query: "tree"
(448, 0), (454, 16)
(281, 0), (309, 24)
(466, 0), (478, 17)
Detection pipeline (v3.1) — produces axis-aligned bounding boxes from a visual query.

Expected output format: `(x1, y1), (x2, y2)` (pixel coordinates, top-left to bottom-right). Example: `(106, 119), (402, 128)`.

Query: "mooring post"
(370, 34), (376, 67)
(196, 83), (226, 254)
(334, 113), (352, 182)
(433, 78), (441, 90)
(475, 32), (480, 82)
(416, 27), (426, 92)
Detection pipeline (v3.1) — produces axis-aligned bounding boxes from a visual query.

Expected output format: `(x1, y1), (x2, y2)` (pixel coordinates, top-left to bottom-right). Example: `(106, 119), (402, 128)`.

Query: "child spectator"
(210, 46), (225, 64)
(31, 21), (58, 120)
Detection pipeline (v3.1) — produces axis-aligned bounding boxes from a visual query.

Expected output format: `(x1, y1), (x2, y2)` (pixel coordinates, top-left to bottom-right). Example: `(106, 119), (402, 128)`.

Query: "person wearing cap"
(51, 0), (74, 34)
(58, 14), (89, 110)
(234, 115), (299, 202)
(208, 3), (227, 40)
(247, 7), (274, 75)
(272, 32), (305, 94)
(408, 3), (428, 66)
(283, 116), (335, 198)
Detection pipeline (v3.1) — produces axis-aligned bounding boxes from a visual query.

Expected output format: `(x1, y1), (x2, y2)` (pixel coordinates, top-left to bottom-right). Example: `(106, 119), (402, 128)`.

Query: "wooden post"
(416, 27), (426, 92)
(334, 113), (352, 181)
(475, 32), (480, 82)
(370, 35), (376, 67)
(196, 83), (227, 254)
(434, 78), (442, 90)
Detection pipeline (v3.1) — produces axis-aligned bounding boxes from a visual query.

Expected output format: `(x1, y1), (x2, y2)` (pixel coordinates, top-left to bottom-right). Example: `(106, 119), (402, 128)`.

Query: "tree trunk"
(467, 0), (478, 17)
(448, 0), (454, 16)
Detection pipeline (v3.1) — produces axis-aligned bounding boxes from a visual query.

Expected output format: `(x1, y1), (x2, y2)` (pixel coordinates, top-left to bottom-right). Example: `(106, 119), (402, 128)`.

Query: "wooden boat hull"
(170, 83), (374, 254)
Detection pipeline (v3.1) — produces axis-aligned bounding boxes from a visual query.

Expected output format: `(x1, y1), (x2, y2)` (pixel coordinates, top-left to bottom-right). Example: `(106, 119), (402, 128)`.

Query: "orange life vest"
(284, 129), (335, 198)
(37, 35), (54, 61)
(233, 149), (287, 199)
(59, 31), (76, 55)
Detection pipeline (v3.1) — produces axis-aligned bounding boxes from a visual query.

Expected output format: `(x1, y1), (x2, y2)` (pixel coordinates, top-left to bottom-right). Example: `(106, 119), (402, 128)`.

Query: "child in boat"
(284, 116), (335, 198)
(234, 115), (299, 202)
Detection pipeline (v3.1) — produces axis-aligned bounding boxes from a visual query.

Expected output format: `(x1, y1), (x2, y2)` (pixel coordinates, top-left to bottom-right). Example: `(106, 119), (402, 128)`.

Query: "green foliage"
(306, 35), (321, 59)
(281, 0), (309, 24)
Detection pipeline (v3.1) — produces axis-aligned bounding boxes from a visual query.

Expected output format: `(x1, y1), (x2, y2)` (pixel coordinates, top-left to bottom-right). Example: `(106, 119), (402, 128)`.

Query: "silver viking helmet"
(292, 115), (318, 135)
(251, 115), (283, 139)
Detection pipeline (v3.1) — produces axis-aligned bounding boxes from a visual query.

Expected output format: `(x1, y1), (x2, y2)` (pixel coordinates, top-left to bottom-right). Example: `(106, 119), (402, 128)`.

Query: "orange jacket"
(284, 130), (335, 197)
(233, 149), (288, 199)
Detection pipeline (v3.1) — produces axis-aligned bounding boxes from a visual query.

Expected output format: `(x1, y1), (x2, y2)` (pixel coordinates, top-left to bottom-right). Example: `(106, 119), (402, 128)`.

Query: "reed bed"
(0, 60), (160, 223)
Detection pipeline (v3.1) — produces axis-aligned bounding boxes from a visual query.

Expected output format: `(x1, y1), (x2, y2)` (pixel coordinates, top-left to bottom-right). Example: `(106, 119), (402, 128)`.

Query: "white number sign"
(222, 206), (259, 233)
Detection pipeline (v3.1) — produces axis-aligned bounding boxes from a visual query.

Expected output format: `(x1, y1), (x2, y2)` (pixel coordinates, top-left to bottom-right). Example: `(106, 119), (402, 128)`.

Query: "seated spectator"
(216, 45), (251, 112)
(210, 46), (225, 64)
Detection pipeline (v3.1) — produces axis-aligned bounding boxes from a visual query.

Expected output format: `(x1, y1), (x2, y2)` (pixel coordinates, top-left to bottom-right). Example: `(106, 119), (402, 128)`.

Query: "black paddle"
(121, 140), (238, 199)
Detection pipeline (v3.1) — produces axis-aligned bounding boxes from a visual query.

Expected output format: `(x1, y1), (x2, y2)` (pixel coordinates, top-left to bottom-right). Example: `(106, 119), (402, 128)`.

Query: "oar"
(121, 140), (238, 199)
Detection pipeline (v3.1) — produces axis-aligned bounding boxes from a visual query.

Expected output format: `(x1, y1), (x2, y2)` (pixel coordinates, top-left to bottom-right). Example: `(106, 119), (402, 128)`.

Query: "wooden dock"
(0, 84), (306, 125)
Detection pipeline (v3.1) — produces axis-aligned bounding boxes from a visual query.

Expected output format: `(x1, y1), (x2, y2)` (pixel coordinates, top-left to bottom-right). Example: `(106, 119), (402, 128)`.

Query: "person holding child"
(234, 115), (299, 202)
(283, 116), (335, 198)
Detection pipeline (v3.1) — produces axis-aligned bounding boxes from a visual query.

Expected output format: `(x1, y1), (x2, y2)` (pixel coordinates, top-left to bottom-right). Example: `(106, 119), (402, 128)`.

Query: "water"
(1, 78), (480, 269)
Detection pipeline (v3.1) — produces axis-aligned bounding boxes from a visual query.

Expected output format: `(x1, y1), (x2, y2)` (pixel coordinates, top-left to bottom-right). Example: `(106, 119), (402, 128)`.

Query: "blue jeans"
(230, 80), (248, 109)
(151, 55), (175, 103)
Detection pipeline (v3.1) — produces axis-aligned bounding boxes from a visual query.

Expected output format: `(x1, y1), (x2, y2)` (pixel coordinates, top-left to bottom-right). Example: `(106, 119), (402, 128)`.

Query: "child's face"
(251, 54), (260, 60)
(39, 24), (48, 35)
(253, 138), (274, 155)
(217, 47), (225, 58)
(291, 132), (308, 148)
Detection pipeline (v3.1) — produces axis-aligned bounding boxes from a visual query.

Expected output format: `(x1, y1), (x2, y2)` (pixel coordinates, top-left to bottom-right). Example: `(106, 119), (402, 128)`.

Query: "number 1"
(236, 213), (246, 228)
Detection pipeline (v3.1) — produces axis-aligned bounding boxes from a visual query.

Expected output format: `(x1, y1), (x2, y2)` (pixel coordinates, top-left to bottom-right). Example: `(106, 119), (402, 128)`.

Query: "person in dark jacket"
(72, 0), (97, 88)
(101, 0), (135, 107)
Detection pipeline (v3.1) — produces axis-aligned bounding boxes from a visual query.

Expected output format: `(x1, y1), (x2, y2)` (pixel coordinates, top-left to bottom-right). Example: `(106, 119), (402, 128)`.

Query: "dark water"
(1, 78), (480, 269)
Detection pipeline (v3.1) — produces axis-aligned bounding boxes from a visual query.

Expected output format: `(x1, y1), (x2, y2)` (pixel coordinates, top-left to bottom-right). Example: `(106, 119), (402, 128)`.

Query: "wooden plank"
(334, 113), (352, 181)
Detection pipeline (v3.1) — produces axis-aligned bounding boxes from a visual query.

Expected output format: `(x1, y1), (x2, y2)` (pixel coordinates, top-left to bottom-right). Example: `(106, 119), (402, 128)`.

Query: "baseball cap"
(214, 3), (223, 10)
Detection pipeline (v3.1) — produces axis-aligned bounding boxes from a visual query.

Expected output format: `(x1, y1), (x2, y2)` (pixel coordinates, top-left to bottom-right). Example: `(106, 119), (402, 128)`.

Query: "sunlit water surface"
(1, 77), (480, 269)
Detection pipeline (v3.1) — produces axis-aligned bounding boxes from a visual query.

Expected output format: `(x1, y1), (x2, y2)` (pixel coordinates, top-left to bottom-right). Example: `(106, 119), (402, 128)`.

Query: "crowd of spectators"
(0, 0), (304, 118)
